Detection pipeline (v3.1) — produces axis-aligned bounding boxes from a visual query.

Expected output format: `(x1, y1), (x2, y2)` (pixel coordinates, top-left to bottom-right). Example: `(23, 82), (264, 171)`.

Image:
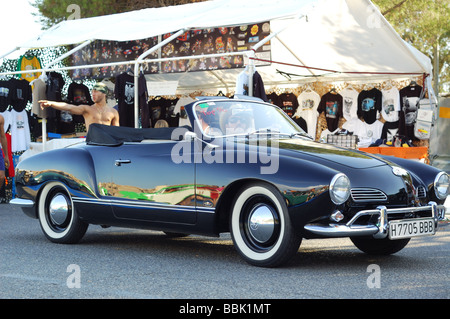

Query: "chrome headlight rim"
(330, 173), (351, 205)
(434, 171), (450, 200)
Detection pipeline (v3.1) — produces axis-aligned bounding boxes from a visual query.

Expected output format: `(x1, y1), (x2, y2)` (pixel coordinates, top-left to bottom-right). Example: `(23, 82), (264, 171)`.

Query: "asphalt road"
(1, 202), (449, 301)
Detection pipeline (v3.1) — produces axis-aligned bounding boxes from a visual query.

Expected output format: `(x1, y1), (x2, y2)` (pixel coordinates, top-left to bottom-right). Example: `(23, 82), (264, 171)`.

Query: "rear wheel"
(229, 182), (301, 267)
(350, 236), (410, 255)
(38, 182), (88, 244)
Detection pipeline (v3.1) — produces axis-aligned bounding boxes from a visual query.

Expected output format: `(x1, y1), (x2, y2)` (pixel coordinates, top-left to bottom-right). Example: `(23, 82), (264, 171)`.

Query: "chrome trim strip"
(9, 198), (35, 208)
(72, 197), (216, 213)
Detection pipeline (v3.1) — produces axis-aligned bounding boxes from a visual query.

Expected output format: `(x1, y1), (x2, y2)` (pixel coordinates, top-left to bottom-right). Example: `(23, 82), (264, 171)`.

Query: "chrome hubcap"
(49, 194), (70, 226)
(247, 204), (276, 244)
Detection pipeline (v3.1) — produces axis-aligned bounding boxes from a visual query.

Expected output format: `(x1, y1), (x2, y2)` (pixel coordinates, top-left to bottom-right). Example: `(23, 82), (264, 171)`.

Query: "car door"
(104, 140), (197, 224)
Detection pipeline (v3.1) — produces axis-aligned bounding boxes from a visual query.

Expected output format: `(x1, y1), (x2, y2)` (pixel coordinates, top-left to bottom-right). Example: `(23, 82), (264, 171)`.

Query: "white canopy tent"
(0, 0), (434, 127)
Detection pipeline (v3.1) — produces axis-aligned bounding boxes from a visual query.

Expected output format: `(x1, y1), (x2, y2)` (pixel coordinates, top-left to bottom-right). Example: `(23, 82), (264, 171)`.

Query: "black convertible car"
(11, 96), (448, 267)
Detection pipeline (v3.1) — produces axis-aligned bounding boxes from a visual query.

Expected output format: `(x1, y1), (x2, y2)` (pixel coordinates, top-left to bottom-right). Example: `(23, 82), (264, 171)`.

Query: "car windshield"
(193, 99), (310, 138)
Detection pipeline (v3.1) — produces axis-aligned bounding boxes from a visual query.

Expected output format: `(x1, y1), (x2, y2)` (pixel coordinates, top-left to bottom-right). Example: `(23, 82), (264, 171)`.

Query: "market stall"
(0, 0), (441, 201)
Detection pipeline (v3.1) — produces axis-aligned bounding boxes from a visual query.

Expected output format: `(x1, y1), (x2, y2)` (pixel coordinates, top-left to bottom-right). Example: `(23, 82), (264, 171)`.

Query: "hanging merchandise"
(252, 71), (268, 102)
(398, 82), (422, 140)
(31, 76), (48, 118)
(413, 80), (436, 140)
(340, 86), (358, 121)
(9, 109), (31, 153)
(9, 78), (32, 112)
(46, 72), (65, 102)
(295, 87), (320, 138)
(357, 87), (381, 125)
(317, 89), (343, 132)
(0, 80), (11, 112)
(138, 72), (150, 128)
(381, 120), (400, 142)
(16, 55), (42, 83)
(114, 71), (149, 128)
(381, 86), (401, 123)
(277, 92), (299, 118)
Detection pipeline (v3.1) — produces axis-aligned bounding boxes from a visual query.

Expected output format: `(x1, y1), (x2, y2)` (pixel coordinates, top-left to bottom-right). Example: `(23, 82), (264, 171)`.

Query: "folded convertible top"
(86, 123), (191, 146)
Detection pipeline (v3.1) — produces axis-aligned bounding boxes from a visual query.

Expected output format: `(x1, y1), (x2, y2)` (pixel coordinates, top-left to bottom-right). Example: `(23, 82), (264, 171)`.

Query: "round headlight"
(330, 173), (351, 205)
(434, 172), (450, 200)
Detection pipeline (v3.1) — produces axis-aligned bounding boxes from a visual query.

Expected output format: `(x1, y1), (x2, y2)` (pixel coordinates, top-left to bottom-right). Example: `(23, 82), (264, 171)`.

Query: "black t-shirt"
(9, 78), (32, 112)
(0, 80), (11, 112)
(115, 73), (135, 127)
(277, 93), (299, 118)
(357, 88), (382, 124)
(399, 84), (422, 139)
(317, 91), (343, 131)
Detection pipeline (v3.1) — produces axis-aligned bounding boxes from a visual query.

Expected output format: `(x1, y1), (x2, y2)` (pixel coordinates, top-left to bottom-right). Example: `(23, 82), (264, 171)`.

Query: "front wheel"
(38, 182), (88, 244)
(350, 236), (410, 255)
(229, 182), (301, 267)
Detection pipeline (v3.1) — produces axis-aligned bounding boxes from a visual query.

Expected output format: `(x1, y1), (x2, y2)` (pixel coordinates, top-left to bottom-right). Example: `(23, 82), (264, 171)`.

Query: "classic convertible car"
(11, 96), (449, 267)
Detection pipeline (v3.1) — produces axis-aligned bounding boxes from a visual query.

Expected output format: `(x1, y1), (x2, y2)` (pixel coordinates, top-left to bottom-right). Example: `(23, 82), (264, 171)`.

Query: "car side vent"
(416, 186), (426, 198)
(351, 188), (388, 202)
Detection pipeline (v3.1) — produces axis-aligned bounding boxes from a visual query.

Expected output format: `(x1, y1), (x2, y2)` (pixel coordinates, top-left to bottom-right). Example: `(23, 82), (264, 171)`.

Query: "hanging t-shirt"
(381, 87), (401, 122)
(0, 80), (11, 112)
(235, 69), (249, 95)
(399, 84), (422, 139)
(266, 92), (280, 106)
(46, 72), (65, 102)
(295, 89), (320, 138)
(317, 91), (343, 132)
(9, 109), (31, 153)
(340, 87), (359, 120)
(31, 78), (48, 118)
(115, 72), (135, 127)
(16, 55), (42, 83)
(357, 88), (381, 124)
(278, 93), (299, 118)
(9, 78), (32, 112)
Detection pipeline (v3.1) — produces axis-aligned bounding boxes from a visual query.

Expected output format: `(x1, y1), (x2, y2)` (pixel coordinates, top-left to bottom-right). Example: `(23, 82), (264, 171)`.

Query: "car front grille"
(416, 186), (426, 198)
(351, 188), (388, 202)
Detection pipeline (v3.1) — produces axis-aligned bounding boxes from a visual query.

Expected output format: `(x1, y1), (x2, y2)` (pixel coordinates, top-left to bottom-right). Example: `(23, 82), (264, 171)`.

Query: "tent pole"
(134, 29), (187, 128)
(0, 47), (20, 60)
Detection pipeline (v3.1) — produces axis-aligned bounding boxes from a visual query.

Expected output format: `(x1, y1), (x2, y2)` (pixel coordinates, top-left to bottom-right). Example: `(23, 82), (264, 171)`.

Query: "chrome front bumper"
(304, 202), (446, 239)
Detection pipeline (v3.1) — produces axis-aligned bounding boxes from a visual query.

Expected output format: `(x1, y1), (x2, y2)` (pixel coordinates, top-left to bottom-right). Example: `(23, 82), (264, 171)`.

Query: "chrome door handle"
(115, 159), (131, 166)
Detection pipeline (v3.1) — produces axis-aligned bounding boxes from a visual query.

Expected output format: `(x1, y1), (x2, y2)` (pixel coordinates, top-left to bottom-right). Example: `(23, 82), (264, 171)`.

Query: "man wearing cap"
(39, 82), (119, 131)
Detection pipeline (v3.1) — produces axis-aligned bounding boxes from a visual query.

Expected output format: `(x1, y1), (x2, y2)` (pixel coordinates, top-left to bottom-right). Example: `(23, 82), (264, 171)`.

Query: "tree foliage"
(32, 0), (206, 28)
(373, 0), (450, 92)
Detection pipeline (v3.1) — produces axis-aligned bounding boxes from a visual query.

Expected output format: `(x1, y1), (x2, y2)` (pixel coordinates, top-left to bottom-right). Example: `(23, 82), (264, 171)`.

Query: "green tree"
(32, 0), (206, 28)
(373, 0), (450, 93)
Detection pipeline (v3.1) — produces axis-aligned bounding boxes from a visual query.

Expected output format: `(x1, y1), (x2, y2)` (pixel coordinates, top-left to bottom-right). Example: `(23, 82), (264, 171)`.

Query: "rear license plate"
(388, 218), (435, 240)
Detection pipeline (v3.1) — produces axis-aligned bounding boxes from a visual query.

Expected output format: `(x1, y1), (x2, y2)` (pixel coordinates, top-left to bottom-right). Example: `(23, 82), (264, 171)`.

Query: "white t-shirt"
(10, 109), (31, 153)
(235, 70), (249, 95)
(343, 118), (383, 148)
(340, 87), (359, 120)
(381, 87), (401, 122)
(295, 90), (320, 139)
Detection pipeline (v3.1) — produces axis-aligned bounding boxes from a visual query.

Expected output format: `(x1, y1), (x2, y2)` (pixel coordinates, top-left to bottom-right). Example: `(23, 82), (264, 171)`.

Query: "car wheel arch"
(215, 178), (282, 233)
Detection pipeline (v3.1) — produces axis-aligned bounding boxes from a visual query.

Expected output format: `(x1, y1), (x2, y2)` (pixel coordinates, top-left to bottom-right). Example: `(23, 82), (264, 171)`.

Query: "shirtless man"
(39, 82), (119, 131)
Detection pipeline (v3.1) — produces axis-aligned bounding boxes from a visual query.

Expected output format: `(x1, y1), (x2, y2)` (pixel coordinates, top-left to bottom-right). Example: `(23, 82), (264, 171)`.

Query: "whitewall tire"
(230, 182), (301, 267)
(38, 182), (88, 244)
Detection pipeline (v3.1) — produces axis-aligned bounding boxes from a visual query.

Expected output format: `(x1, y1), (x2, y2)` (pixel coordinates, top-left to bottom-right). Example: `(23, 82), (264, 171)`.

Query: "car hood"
(276, 138), (387, 169)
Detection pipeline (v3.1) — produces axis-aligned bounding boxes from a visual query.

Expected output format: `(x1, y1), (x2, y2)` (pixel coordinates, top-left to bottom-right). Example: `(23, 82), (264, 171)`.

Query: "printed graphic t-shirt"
(357, 88), (382, 124)
(317, 92), (343, 132)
